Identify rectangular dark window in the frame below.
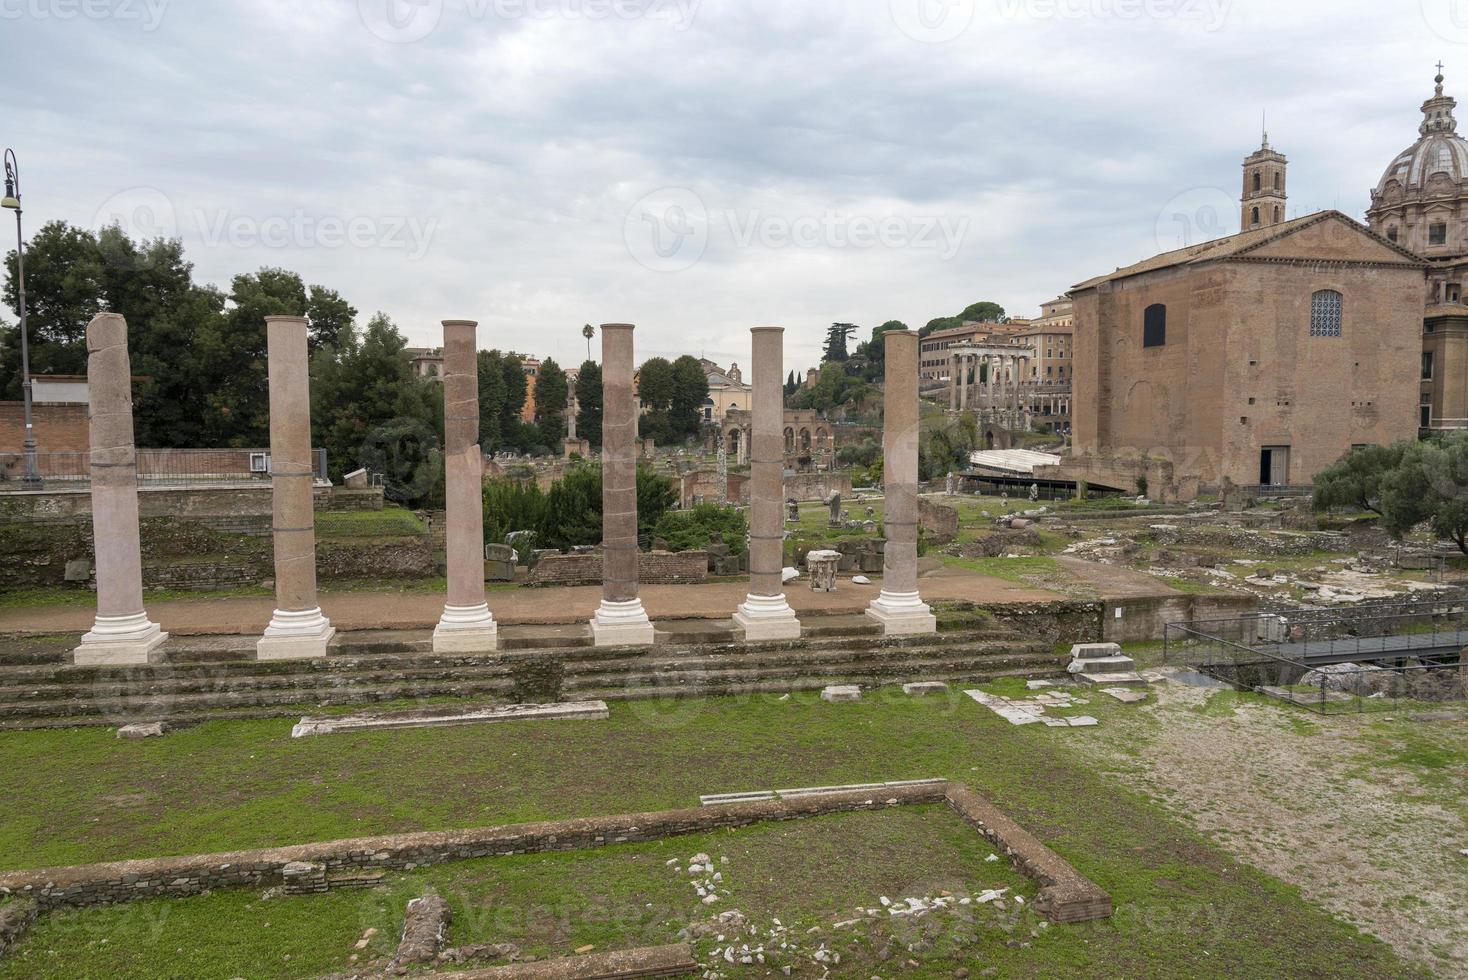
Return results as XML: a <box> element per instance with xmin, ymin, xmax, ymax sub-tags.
<box><xmin>1143</xmin><ymin>304</ymin><xmax>1167</xmax><ymax>348</ymax></box>
<box><xmin>1430</xmin><ymin>223</ymin><xmax>1448</xmax><ymax>245</ymax></box>
<box><xmin>1424</xmin><ymin>351</ymin><xmax>1435</xmax><ymax>380</ymax></box>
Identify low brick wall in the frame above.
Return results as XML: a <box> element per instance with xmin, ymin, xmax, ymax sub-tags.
<box><xmin>0</xmin><ymin>782</ymin><xmax>1112</xmax><ymax>932</ymax></box>
<box><xmin>527</xmin><ymin>551</ymin><xmax>708</xmax><ymax>587</ymax></box>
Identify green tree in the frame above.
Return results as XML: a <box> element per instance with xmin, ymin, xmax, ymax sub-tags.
<box><xmin>482</xmin><ymin>478</ymin><xmax>549</xmax><ymax>544</ymax></box>
<box><xmin>540</xmin><ymin>463</ymin><xmax>602</xmax><ymax>550</ymax></box>
<box><xmin>669</xmin><ymin>355</ymin><xmax>710</xmax><ymax>441</ymax></box>
<box><xmin>1381</xmin><ymin>433</ymin><xmax>1468</xmax><ymax>553</ymax></box>
<box><xmin>959</xmin><ymin>301</ymin><xmax>1007</xmax><ymax>324</ymax></box>
<box><xmin>1</xmin><ymin>221</ymin><xmax>105</xmax><ymax>394</ymax></box>
<box><xmin>311</xmin><ymin>312</ymin><xmax>443</xmax><ymax>506</ymax></box>
<box><xmin>535</xmin><ymin>358</ymin><xmax>569</xmax><ymax>448</ymax></box>
<box><xmin>1313</xmin><ymin>444</ymin><xmax>1406</xmax><ymax>515</ymax></box>
<box><xmin>637</xmin><ymin>463</ymin><xmax>678</xmax><ymax>533</ymax></box>
<box><xmin>822</xmin><ymin>323</ymin><xmax>857</xmax><ymax>362</ymax></box>
<box><xmin>575</xmin><ymin>360</ymin><xmax>603</xmax><ymax>450</ymax></box>
<box><xmin>637</xmin><ymin>357</ymin><xmax>675</xmax><ymax>443</ymax></box>
<box><xmin>477</xmin><ymin>350</ymin><xmax>509</xmax><ymax>452</ymax></box>
<box><xmin>853</xmin><ymin>320</ymin><xmax>906</xmax><ymax>380</ymax></box>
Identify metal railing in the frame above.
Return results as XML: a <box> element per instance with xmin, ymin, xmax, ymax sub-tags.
<box><xmin>1164</xmin><ymin>596</ymin><xmax>1468</xmax><ymax>714</ymax></box>
<box><xmin>0</xmin><ymin>449</ymin><xmax>328</xmax><ymax>490</ymax></box>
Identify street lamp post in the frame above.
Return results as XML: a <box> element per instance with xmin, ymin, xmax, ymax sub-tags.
<box><xmin>2</xmin><ymin>148</ymin><xmax>39</xmax><ymax>489</ymax></box>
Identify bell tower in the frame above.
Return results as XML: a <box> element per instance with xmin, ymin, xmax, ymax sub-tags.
<box><xmin>1241</xmin><ymin>122</ymin><xmax>1288</xmax><ymax>231</ymax></box>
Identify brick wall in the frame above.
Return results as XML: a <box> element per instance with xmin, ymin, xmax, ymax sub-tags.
<box><xmin>0</xmin><ymin>403</ymin><xmax>89</xmax><ymax>461</ymax></box>
<box><xmin>527</xmin><ymin>551</ymin><xmax>708</xmax><ymax>587</ymax></box>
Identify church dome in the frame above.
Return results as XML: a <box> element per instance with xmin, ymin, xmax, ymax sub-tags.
<box><xmin>1375</xmin><ymin>72</ymin><xmax>1468</xmax><ymax>203</ymax></box>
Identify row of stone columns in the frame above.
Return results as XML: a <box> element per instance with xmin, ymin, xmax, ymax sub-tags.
<box><xmin>73</xmin><ymin>318</ymin><xmax>935</xmax><ymax>666</ymax></box>
<box><xmin>948</xmin><ymin>348</ymin><xmax>1032</xmax><ymax>422</ymax></box>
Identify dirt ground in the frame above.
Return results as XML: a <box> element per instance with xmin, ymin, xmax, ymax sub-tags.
<box><xmin>1066</xmin><ymin>671</ymin><xmax>1468</xmax><ymax>977</ymax></box>
<box><xmin>0</xmin><ymin>566</ymin><xmax>1060</xmax><ymax>636</ymax></box>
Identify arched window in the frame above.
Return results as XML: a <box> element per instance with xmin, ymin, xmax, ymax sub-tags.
<box><xmin>1274</xmin><ymin>172</ymin><xmax>1282</xmax><ymax>190</ymax></box>
<box><xmin>1310</xmin><ymin>290</ymin><xmax>1343</xmax><ymax>337</ymax></box>
<box><xmin>1274</xmin><ymin>206</ymin><xmax>1281</xmax><ymax>223</ymax></box>
<box><xmin>1143</xmin><ymin>304</ymin><xmax>1167</xmax><ymax>348</ymax></box>
<box><xmin>1253</xmin><ymin>171</ymin><xmax>1261</xmax><ymax>192</ymax></box>
<box><xmin>1251</xmin><ymin>207</ymin><xmax>1260</xmax><ymax>226</ymax></box>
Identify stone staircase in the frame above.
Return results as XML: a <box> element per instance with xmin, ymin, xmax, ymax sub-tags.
<box><xmin>0</xmin><ymin>615</ymin><xmax>1069</xmax><ymax>730</ymax></box>
<box><xmin>1065</xmin><ymin>642</ymin><xmax>1147</xmax><ymax>687</ymax></box>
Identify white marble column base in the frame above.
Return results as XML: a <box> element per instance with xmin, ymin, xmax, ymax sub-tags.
<box><xmin>865</xmin><ymin>590</ymin><xmax>938</xmax><ymax>636</ymax></box>
<box><xmin>590</xmin><ymin>598</ymin><xmax>656</xmax><ymax>647</ymax></box>
<box><xmin>74</xmin><ymin>613</ymin><xmax>168</xmax><ymax>666</ymax></box>
<box><xmin>734</xmin><ymin>593</ymin><xmax>802</xmax><ymax>641</ymax></box>
<box><xmin>258</xmin><ymin>608</ymin><xmax>336</xmax><ymax>661</ymax></box>
<box><xmin>433</xmin><ymin>603</ymin><xmax>500</xmax><ymax>653</ymax></box>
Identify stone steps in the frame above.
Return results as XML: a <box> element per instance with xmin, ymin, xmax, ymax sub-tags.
<box><xmin>0</xmin><ymin>643</ymin><xmax>1059</xmax><ymax>710</ymax></box>
<box><xmin>0</xmin><ymin>621</ymin><xmax>1069</xmax><ymax>728</ymax></box>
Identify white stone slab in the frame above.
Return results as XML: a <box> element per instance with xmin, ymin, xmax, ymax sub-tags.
<box><xmin>1066</xmin><ymin>716</ymin><xmax>1100</xmax><ymax>727</ymax></box>
<box><xmin>821</xmin><ymin>685</ymin><xmax>862</xmax><ymax>702</ymax></box>
<box><xmin>291</xmin><ymin>700</ymin><xmax>609</xmax><ymax>737</ymax></box>
<box><xmin>1102</xmin><ymin>688</ymin><xmax>1150</xmax><ymax>704</ymax></box>
<box><xmin>117</xmin><ymin>722</ymin><xmax>166</xmax><ymax>739</ymax></box>
<box><xmin>903</xmin><ymin>682</ymin><xmax>949</xmax><ymax>696</ymax></box>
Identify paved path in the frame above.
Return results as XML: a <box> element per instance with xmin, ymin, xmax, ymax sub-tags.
<box><xmin>0</xmin><ymin>570</ymin><xmax>1061</xmax><ymax>637</ymax></box>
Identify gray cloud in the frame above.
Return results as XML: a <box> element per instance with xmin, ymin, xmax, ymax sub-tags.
<box><xmin>0</xmin><ymin>0</ymin><xmax>1450</xmax><ymax>368</ymax></box>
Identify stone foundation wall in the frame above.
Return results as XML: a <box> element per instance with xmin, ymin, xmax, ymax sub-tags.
<box><xmin>526</xmin><ymin>551</ymin><xmax>708</xmax><ymax>587</ymax></box>
<box><xmin>0</xmin><ymin>786</ymin><xmax>946</xmax><ymax>913</ymax></box>
<box><xmin>0</xmin><ymin>783</ymin><xmax>1111</xmax><ymax>928</ymax></box>
<box><xmin>987</xmin><ymin>601</ymin><xmax>1104</xmax><ymax>646</ymax></box>
<box><xmin>784</xmin><ymin>472</ymin><xmax>852</xmax><ymax>502</ymax></box>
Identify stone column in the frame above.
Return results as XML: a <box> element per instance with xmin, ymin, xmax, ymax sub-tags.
<box><xmin>74</xmin><ymin>313</ymin><xmax>168</xmax><ymax>666</ymax></box>
<box><xmin>258</xmin><ymin>316</ymin><xmax>335</xmax><ymax>661</ymax></box>
<box><xmin>735</xmin><ymin>327</ymin><xmax>801</xmax><ymax>641</ymax></box>
<box><xmin>867</xmin><ymin>330</ymin><xmax>936</xmax><ymax>635</ymax></box>
<box><xmin>948</xmin><ymin>352</ymin><xmax>958</xmax><ymax>412</ymax></box>
<box><xmin>434</xmin><ymin>319</ymin><xmax>498</xmax><ymax>652</ymax></box>
<box><xmin>959</xmin><ymin>353</ymin><xmax>969</xmax><ymax>411</ymax></box>
<box><xmin>591</xmin><ymin>323</ymin><xmax>656</xmax><ymax>646</ymax></box>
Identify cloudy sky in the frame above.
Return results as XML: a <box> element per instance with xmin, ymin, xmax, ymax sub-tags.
<box><xmin>1</xmin><ymin>0</ymin><xmax>1458</xmax><ymax>369</ymax></box>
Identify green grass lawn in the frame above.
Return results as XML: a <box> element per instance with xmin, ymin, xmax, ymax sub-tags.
<box><xmin>314</xmin><ymin>508</ymin><xmax>426</xmax><ymax>539</ymax></box>
<box><xmin>0</xmin><ymin>692</ymin><xmax>1421</xmax><ymax>978</ymax></box>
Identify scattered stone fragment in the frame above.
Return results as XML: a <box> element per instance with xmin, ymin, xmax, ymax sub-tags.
<box><xmin>821</xmin><ymin>685</ymin><xmax>862</xmax><ymax>703</ymax></box>
<box><xmin>852</xmin><ymin>575</ymin><xmax>872</xmax><ymax>585</ymax></box>
<box><xmin>392</xmin><ymin>889</ymin><xmax>451</xmax><ymax>966</ymax></box>
<box><xmin>1066</xmin><ymin>716</ymin><xmax>1100</xmax><ymax>727</ymax></box>
<box><xmin>117</xmin><ymin>722</ymin><xmax>167</xmax><ymax>739</ymax></box>
<box><xmin>1101</xmin><ymin>688</ymin><xmax>1149</xmax><ymax>704</ymax></box>
<box><xmin>903</xmin><ymin>682</ymin><xmax>948</xmax><ymax>696</ymax></box>
<box><xmin>1026</xmin><ymin>680</ymin><xmax>1055</xmax><ymax>690</ymax></box>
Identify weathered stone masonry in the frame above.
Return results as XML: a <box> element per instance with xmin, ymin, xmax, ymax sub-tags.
<box><xmin>0</xmin><ymin>783</ymin><xmax>1111</xmax><ymax>930</ymax></box>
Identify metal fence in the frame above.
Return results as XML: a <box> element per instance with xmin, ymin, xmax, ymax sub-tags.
<box><xmin>1164</xmin><ymin>597</ymin><xmax>1468</xmax><ymax>714</ymax></box>
<box><xmin>0</xmin><ymin>449</ymin><xmax>328</xmax><ymax>490</ymax></box>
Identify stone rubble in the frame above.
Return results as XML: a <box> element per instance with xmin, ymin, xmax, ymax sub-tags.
<box><xmin>964</xmin><ymin>689</ymin><xmax>1099</xmax><ymax>728</ymax></box>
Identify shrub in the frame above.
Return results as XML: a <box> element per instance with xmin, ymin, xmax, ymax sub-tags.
<box><xmin>652</xmin><ymin>504</ymin><xmax>748</xmax><ymax>555</ymax></box>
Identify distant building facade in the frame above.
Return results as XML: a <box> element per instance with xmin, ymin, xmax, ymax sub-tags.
<box><xmin>1366</xmin><ymin>71</ymin><xmax>1468</xmax><ymax>433</ymax></box>
<box><xmin>1068</xmin><ymin>211</ymin><xmax>1424</xmax><ymax>497</ymax></box>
